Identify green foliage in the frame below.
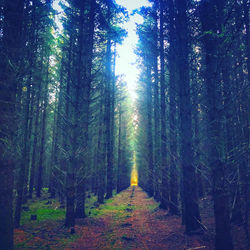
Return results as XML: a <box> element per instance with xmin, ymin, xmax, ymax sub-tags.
<box><xmin>90</xmin><ymin>202</ymin><xmax>130</xmax><ymax>219</ymax></box>
<box><xmin>20</xmin><ymin>200</ymin><xmax>65</xmax><ymax>225</ymax></box>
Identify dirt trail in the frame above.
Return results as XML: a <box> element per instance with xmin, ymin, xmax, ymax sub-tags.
<box><xmin>68</xmin><ymin>186</ymin><xmax>211</xmax><ymax>250</ymax></box>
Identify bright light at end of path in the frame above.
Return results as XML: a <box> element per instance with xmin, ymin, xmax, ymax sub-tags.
<box><xmin>115</xmin><ymin>0</ymin><xmax>152</xmax><ymax>101</ymax></box>
<box><xmin>131</xmin><ymin>167</ymin><xmax>138</xmax><ymax>186</ymax></box>
<box><xmin>131</xmin><ymin>152</ymin><xmax>138</xmax><ymax>186</ymax></box>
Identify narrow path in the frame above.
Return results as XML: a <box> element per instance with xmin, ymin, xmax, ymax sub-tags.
<box><xmin>68</xmin><ymin>187</ymin><xmax>211</xmax><ymax>250</ymax></box>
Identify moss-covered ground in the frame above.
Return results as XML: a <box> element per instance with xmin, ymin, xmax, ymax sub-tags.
<box><xmin>14</xmin><ymin>187</ymin><xmax>248</xmax><ymax>249</ymax></box>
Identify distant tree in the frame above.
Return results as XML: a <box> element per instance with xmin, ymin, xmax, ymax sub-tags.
<box><xmin>135</xmin><ymin>7</ymin><xmax>156</xmax><ymax>197</ymax></box>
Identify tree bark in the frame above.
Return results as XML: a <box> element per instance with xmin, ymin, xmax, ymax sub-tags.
<box><xmin>29</xmin><ymin>76</ymin><xmax>42</xmax><ymax>199</ymax></box>
<box><xmin>146</xmin><ymin>62</ymin><xmax>154</xmax><ymax>197</ymax></box>
<box><xmin>199</xmin><ymin>0</ymin><xmax>234</xmax><ymax>248</ymax></box>
<box><xmin>159</xmin><ymin>0</ymin><xmax>169</xmax><ymax>209</ymax></box>
<box><xmin>167</xmin><ymin>0</ymin><xmax>179</xmax><ymax>215</ymax></box>
<box><xmin>105</xmin><ymin>2</ymin><xmax>113</xmax><ymax>199</ymax></box>
<box><xmin>175</xmin><ymin>0</ymin><xmax>201</xmax><ymax>233</ymax></box>
<box><xmin>0</xmin><ymin>0</ymin><xmax>24</xmax><ymax>248</ymax></box>
<box><xmin>36</xmin><ymin>53</ymin><xmax>49</xmax><ymax>198</ymax></box>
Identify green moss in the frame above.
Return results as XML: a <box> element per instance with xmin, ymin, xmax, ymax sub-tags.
<box><xmin>146</xmin><ymin>203</ymin><xmax>158</xmax><ymax>211</ymax></box>
<box><xmin>20</xmin><ymin>198</ymin><xmax>65</xmax><ymax>225</ymax></box>
<box><xmin>90</xmin><ymin>203</ymin><xmax>130</xmax><ymax>220</ymax></box>
<box><xmin>105</xmin><ymin>198</ymin><xmax>115</xmax><ymax>204</ymax></box>
<box><xmin>21</xmin><ymin>208</ymin><xmax>65</xmax><ymax>225</ymax></box>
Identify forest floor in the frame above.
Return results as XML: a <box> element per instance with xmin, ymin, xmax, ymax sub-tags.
<box><xmin>14</xmin><ymin>186</ymin><xmax>248</xmax><ymax>249</ymax></box>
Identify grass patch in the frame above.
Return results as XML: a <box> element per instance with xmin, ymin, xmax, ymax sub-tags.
<box><xmin>105</xmin><ymin>198</ymin><xmax>115</xmax><ymax>204</ymax></box>
<box><xmin>20</xmin><ymin>198</ymin><xmax>65</xmax><ymax>225</ymax></box>
<box><xmin>146</xmin><ymin>203</ymin><xmax>159</xmax><ymax>211</ymax></box>
<box><xmin>90</xmin><ymin>204</ymin><xmax>129</xmax><ymax>218</ymax></box>
<box><xmin>21</xmin><ymin>208</ymin><xmax>65</xmax><ymax>225</ymax></box>
<box><xmin>89</xmin><ymin>195</ymin><xmax>132</xmax><ymax>221</ymax></box>
<box><xmin>85</xmin><ymin>194</ymin><xmax>98</xmax><ymax>215</ymax></box>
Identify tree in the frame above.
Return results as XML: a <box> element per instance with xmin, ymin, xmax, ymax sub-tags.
<box><xmin>167</xmin><ymin>0</ymin><xmax>179</xmax><ymax>215</ymax></box>
<box><xmin>159</xmin><ymin>0</ymin><xmax>169</xmax><ymax>209</ymax></box>
<box><xmin>174</xmin><ymin>0</ymin><xmax>201</xmax><ymax>234</ymax></box>
<box><xmin>0</xmin><ymin>0</ymin><xmax>25</xmax><ymax>248</ymax></box>
<box><xmin>199</xmin><ymin>0</ymin><xmax>234</xmax><ymax>248</ymax></box>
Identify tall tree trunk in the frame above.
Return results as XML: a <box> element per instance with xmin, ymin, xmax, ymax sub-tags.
<box><xmin>75</xmin><ymin>0</ymin><xmax>95</xmax><ymax>217</ymax></box>
<box><xmin>242</xmin><ymin>0</ymin><xmax>250</xmax><ymax>240</ymax></box>
<box><xmin>108</xmin><ymin>43</ymin><xmax>116</xmax><ymax>197</ymax></box>
<box><xmin>97</xmin><ymin>88</ymin><xmax>105</xmax><ymax>203</ymax></box>
<box><xmin>105</xmin><ymin>3</ymin><xmax>113</xmax><ymax>199</ymax></box>
<box><xmin>75</xmin><ymin>2</ymin><xmax>86</xmax><ymax>219</ymax></box>
<box><xmin>29</xmin><ymin>77</ymin><xmax>42</xmax><ymax>198</ymax></box>
<box><xmin>0</xmin><ymin>0</ymin><xmax>24</xmax><ymax>248</ymax></box>
<box><xmin>14</xmin><ymin>80</ymin><xmax>31</xmax><ymax>227</ymax></box>
<box><xmin>36</xmin><ymin>54</ymin><xmax>49</xmax><ymax>198</ymax></box>
<box><xmin>146</xmin><ymin>62</ymin><xmax>154</xmax><ymax>197</ymax></box>
<box><xmin>175</xmin><ymin>0</ymin><xmax>201</xmax><ymax>233</ymax></box>
<box><xmin>64</xmin><ymin>35</ymin><xmax>75</xmax><ymax>227</ymax></box>
<box><xmin>159</xmin><ymin>0</ymin><xmax>169</xmax><ymax>209</ymax></box>
<box><xmin>22</xmin><ymin>4</ymin><xmax>37</xmax><ymax>203</ymax></box>
<box><xmin>49</xmin><ymin>61</ymin><xmax>65</xmax><ymax>200</ymax></box>
<box><xmin>199</xmin><ymin>1</ymin><xmax>234</xmax><ymax>248</ymax></box>
<box><xmin>117</xmin><ymin>103</ymin><xmax>123</xmax><ymax>193</ymax></box>
<box><xmin>167</xmin><ymin>0</ymin><xmax>179</xmax><ymax>215</ymax></box>
<box><xmin>48</xmin><ymin>92</ymin><xmax>58</xmax><ymax>198</ymax></box>
<box><xmin>243</xmin><ymin>0</ymin><xmax>250</xmax><ymax>83</ymax></box>
<box><xmin>23</xmin><ymin>82</ymin><xmax>35</xmax><ymax>203</ymax></box>
<box><xmin>153</xmin><ymin>29</ymin><xmax>160</xmax><ymax>201</ymax></box>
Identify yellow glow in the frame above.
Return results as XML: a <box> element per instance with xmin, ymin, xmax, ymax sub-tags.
<box><xmin>131</xmin><ymin>167</ymin><xmax>138</xmax><ymax>186</ymax></box>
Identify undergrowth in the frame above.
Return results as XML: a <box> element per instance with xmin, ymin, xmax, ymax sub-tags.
<box><xmin>15</xmin><ymin>189</ymin><xmax>128</xmax><ymax>249</ymax></box>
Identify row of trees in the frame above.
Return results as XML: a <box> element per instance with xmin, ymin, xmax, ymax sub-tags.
<box><xmin>0</xmin><ymin>0</ymin><xmax>134</xmax><ymax>249</ymax></box>
<box><xmin>135</xmin><ymin>0</ymin><xmax>249</xmax><ymax>249</ymax></box>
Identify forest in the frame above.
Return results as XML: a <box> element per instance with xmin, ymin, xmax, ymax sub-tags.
<box><xmin>0</xmin><ymin>0</ymin><xmax>249</xmax><ymax>249</ymax></box>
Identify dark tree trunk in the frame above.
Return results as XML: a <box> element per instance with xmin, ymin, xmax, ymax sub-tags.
<box><xmin>22</xmin><ymin>3</ymin><xmax>37</xmax><ymax>203</ymax></box>
<box><xmin>117</xmin><ymin>104</ymin><xmax>123</xmax><ymax>193</ymax></box>
<box><xmin>199</xmin><ymin>1</ymin><xmax>234</xmax><ymax>248</ymax></box>
<box><xmin>167</xmin><ymin>0</ymin><xmax>179</xmax><ymax>215</ymax></box>
<box><xmin>0</xmin><ymin>0</ymin><xmax>24</xmax><ymax>248</ymax></box>
<box><xmin>65</xmin><ymin>166</ymin><xmax>75</xmax><ymax>227</ymax></box>
<box><xmin>175</xmin><ymin>0</ymin><xmax>201</xmax><ymax>233</ymax></box>
<box><xmin>241</xmin><ymin>0</ymin><xmax>250</xmax><ymax>240</ymax></box>
<box><xmin>64</xmin><ymin>36</ymin><xmax>75</xmax><ymax>227</ymax></box>
<box><xmin>48</xmin><ymin>85</ymin><xmax>59</xmax><ymax>199</ymax></box>
<box><xmin>29</xmin><ymin>77</ymin><xmax>42</xmax><ymax>199</ymax></box>
<box><xmin>75</xmin><ymin>0</ymin><xmax>95</xmax><ymax>218</ymax></box>
<box><xmin>105</xmin><ymin>3</ymin><xmax>113</xmax><ymax>199</ymax></box>
<box><xmin>159</xmin><ymin>0</ymin><xmax>169</xmax><ymax>209</ymax></box>
<box><xmin>50</xmin><ymin>62</ymin><xmax>65</xmax><ymax>199</ymax></box>
<box><xmin>36</xmin><ymin>54</ymin><xmax>49</xmax><ymax>198</ymax></box>
<box><xmin>14</xmin><ymin>80</ymin><xmax>31</xmax><ymax>228</ymax></box>
<box><xmin>97</xmin><ymin>90</ymin><xmax>105</xmax><ymax>203</ymax></box>
<box><xmin>23</xmin><ymin>81</ymin><xmax>35</xmax><ymax>203</ymax></box>
<box><xmin>146</xmin><ymin>62</ymin><xmax>154</xmax><ymax>197</ymax></box>
<box><xmin>75</xmin><ymin>2</ymin><xmax>87</xmax><ymax>219</ymax></box>
<box><xmin>243</xmin><ymin>0</ymin><xmax>250</xmax><ymax>83</ymax></box>
<box><xmin>153</xmin><ymin>37</ymin><xmax>160</xmax><ymax>201</ymax></box>
<box><xmin>108</xmin><ymin>42</ymin><xmax>116</xmax><ymax>195</ymax></box>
